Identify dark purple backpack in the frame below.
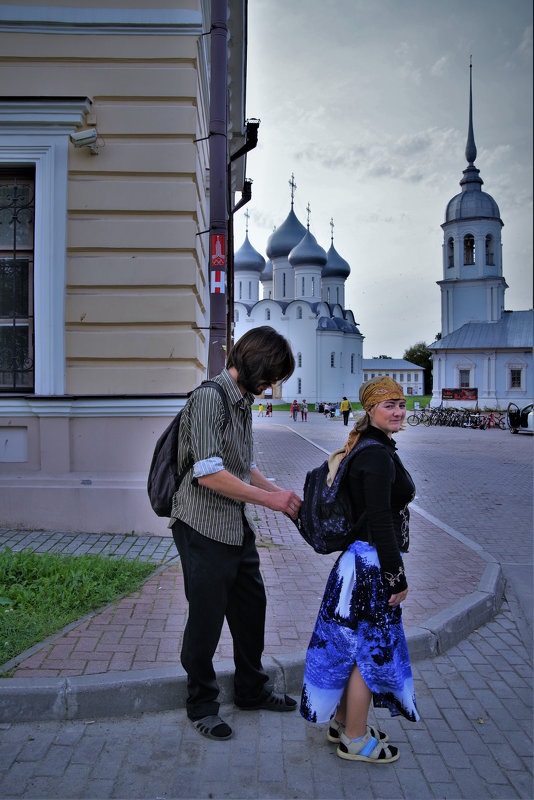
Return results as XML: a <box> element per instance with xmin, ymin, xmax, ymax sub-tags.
<box><xmin>296</xmin><ymin>438</ymin><xmax>385</xmax><ymax>554</ymax></box>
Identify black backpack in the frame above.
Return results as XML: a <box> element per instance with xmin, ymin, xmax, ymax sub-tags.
<box><xmin>147</xmin><ymin>381</ymin><xmax>230</xmax><ymax>517</ymax></box>
<box><xmin>296</xmin><ymin>439</ymin><xmax>385</xmax><ymax>554</ymax></box>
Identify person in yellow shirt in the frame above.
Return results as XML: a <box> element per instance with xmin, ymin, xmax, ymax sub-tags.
<box><xmin>340</xmin><ymin>396</ymin><xmax>352</xmax><ymax>426</ymax></box>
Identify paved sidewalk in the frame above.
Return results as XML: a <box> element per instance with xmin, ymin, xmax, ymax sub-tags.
<box><xmin>0</xmin><ymin>422</ymin><xmax>502</xmax><ymax>723</ymax></box>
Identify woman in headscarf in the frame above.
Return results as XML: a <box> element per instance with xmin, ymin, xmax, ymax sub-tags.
<box><xmin>300</xmin><ymin>376</ymin><xmax>419</xmax><ymax>763</ymax></box>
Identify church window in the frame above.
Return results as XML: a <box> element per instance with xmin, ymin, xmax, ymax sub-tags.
<box><xmin>406</xmin><ymin>373</ymin><xmax>411</xmax><ymax>382</ymax></box>
<box><xmin>248</xmin><ymin>281</ymin><xmax>251</xmax><ymax>299</ymax></box>
<box><xmin>350</xmin><ymin>354</ymin><xmax>355</xmax><ymax>373</ymax></box>
<box><xmin>459</xmin><ymin>369</ymin><xmax>470</xmax><ymax>387</ymax></box>
<box><xmin>297</xmin><ymin>352</ymin><xmax>302</xmax><ymax>368</ymax></box>
<box><xmin>301</xmin><ymin>277</ymin><xmax>305</xmax><ymax>295</ymax></box>
<box><xmin>282</xmin><ymin>273</ymin><xmax>286</xmax><ymax>296</ymax></box>
<box><xmin>239</xmin><ymin>281</ymin><xmax>242</xmax><ymax>300</ymax></box>
<box><xmin>399</xmin><ymin>373</ymin><xmax>404</xmax><ymax>381</ymax></box>
<box><xmin>265</xmin><ymin>308</ymin><xmax>270</xmax><ymax>321</ymax></box>
<box><xmin>297</xmin><ymin>306</ymin><xmax>302</xmax><ymax>319</ymax></box>
<box><xmin>485</xmin><ymin>235</ymin><xmax>494</xmax><ymax>266</ymax></box>
<box><xmin>463</xmin><ymin>234</ymin><xmax>475</xmax><ymax>265</ymax></box>
<box><xmin>234</xmin><ymin>309</ymin><xmax>239</xmax><ymax>323</ymax></box>
<box><xmin>364</xmin><ymin>373</ymin><xmax>368</xmax><ymax>381</ymax></box>
<box><xmin>336</xmin><ymin>287</ymin><xmax>340</xmax><ymax>304</ymax></box>
<box><xmin>268</xmin><ymin>290</ymin><xmax>272</xmax><ymax>299</ymax></box>
<box><xmin>297</xmin><ymin>378</ymin><xmax>302</xmax><ymax>393</ymax></box>
<box><xmin>330</xmin><ymin>352</ymin><xmax>335</xmax><ymax>368</ymax></box>
<box><xmin>311</xmin><ymin>276</ymin><xmax>315</xmax><ymax>296</ymax></box>
<box><xmin>392</xmin><ymin>373</ymin><xmax>397</xmax><ymax>380</ymax></box>
<box><xmin>447</xmin><ymin>237</ymin><xmax>454</xmax><ymax>268</ymax></box>
<box><xmin>510</xmin><ymin>369</ymin><xmax>522</xmax><ymax>388</ymax></box>
<box><xmin>327</xmin><ymin>287</ymin><xmax>330</xmax><ymax>303</ymax></box>
<box><xmin>0</xmin><ymin>170</ymin><xmax>35</xmax><ymax>392</ymax></box>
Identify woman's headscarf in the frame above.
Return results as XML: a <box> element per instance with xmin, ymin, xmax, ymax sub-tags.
<box><xmin>326</xmin><ymin>376</ymin><xmax>405</xmax><ymax>485</ymax></box>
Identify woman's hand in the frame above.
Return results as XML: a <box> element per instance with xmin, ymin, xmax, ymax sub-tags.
<box><xmin>388</xmin><ymin>588</ymin><xmax>408</xmax><ymax>607</ymax></box>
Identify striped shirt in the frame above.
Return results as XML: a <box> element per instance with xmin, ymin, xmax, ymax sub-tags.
<box><xmin>169</xmin><ymin>368</ymin><xmax>257</xmax><ymax>545</ymax></box>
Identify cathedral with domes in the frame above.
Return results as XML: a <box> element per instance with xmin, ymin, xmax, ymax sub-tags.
<box><xmin>429</xmin><ymin>65</ymin><xmax>533</xmax><ymax>409</ymax></box>
<box><xmin>233</xmin><ymin>177</ymin><xmax>363</xmax><ymax>404</ymax></box>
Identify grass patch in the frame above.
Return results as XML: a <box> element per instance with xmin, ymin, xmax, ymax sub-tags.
<box><xmin>0</xmin><ymin>547</ymin><xmax>155</xmax><ymax>667</ymax></box>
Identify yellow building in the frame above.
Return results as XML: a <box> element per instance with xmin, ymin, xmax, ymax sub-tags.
<box><xmin>0</xmin><ymin>1</ymin><xmax>248</xmax><ymax>533</ymax></box>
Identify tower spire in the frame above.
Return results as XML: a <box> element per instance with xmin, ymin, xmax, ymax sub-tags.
<box><xmin>465</xmin><ymin>56</ymin><xmax>477</xmax><ymax>166</ymax></box>
<box><xmin>330</xmin><ymin>217</ymin><xmax>335</xmax><ymax>244</ymax></box>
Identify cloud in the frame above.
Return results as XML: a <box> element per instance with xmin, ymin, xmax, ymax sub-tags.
<box><xmin>431</xmin><ymin>55</ymin><xmax>450</xmax><ymax>77</ymax></box>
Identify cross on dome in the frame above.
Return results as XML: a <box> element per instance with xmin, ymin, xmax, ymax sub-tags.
<box><xmin>289</xmin><ymin>173</ymin><xmax>297</xmax><ymax>207</ymax></box>
<box><xmin>306</xmin><ymin>202</ymin><xmax>311</xmax><ymax>230</ymax></box>
<box><xmin>244</xmin><ymin>208</ymin><xmax>250</xmax><ymax>233</ymax></box>
<box><xmin>330</xmin><ymin>217</ymin><xmax>335</xmax><ymax>243</ymax></box>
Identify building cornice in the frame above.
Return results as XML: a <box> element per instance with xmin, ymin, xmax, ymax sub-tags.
<box><xmin>0</xmin><ymin>5</ymin><xmax>202</xmax><ymax>35</ymax></box>
<box><xmin>0</xmin><ymin>397</ymin><xmax>188</xmax><ymax>418</ymax></box>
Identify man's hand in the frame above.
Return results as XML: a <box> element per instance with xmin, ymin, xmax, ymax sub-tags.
<box><xmin>267</xmin><ymin>490</ymin><xmax>302</xmax><ymax>519</ymax></box>
<box><xmin>388</xmin><ymin>588</ymin><xmax>408</xmax><ymax>607</ymax></box>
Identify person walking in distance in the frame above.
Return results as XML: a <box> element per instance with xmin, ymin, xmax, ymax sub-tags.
<box><xmin>301</xmin><ymin>376</ymin><xmax>419</xmax><ymax>762</ymax></box>
<box><xmin>301</xmin><ymin>399</ymin><xmax>308</xmax><ymax>421</ymax></box>
<box><xmin>340</xmin><ymin>396</ymin><xmax>351</xmax><ymax>426</ymax></box>
<box><xmin>170</xmin><ymin>326</ymin><xmax>302</xmax><ymax>741</ymax></box>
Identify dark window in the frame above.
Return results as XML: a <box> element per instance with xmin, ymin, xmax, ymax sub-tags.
<box><xmin>265</xmin><ymin>308</ymin><xmax>270</xmax><ymax>321</ymax></box>
<box><xmin>447</xmin><ymin>237</ymin><xmax>454</xmax><ymax>268</ymax></box>
<box><xmin>0</xmin><ymin>171</ymin><xmax>35</xmax><ymax>392</ymax></box>
<box><xmin>330</xmin><ymin>352</ymin><xmax>335</xmax><ymax>368</ymax></box>
<box><xmin>485</xmin><ymin>234</ymin><xmax>494</xmax><ymax>266</ymax></box>
<box><xmin>459</xmin><ymin>369</ymin><xmax>470</xmax><ymax>388</ymax></box>
<box><xmin>464</xmin><ymin>234</ymin><xmax>475</xmax><ymax>265</ymax></box>
<box><xmin>297</xmin><ymin>352</ymin><xmax>302</xmax><ymax>368</ymax></box>
<box><xmin>510</xmin><ymin>369</ymin><xmax>522</xmax><ymax>388</ymax></box>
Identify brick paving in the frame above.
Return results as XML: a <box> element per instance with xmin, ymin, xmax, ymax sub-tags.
<box><xmin>2</xmin><ymin>424</ymin><xmax>485</xmax><ymax>678</ymax></box>
<box><xmin>0</xmin><ymin>601</ymin><xmax>531</xmax><ymax>800</ymax></box>
<box><xmin>0</xmin><ymin>411</ymin><xmax>532</xmax><ymax>799</ymax></box>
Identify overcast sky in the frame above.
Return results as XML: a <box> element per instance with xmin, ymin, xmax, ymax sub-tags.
<box><xmin>232</xmin><ymin>0</ymin><xmax>533</xmax><ymax>358</ymax></box>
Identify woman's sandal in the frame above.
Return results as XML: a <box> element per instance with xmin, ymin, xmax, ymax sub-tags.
<box><xmin>327</xmin><ymin>719</ymin><xmax>389</xmax><ymax>744</ymax></box>
<box><xmin>191</xmin><ymin>714</ymin><xmax>233</xmax><ymax>740</ymax></box>
<box><xmin>337</xmin><ymin>730</ymin><xmax>399</xmax><ymax>763</ymax></box>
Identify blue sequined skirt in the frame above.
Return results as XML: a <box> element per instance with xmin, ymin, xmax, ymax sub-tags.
<box><xmin>300</xmin><ymin>540</ymin><xmax>419</xmax><ymax>724</ymax></box>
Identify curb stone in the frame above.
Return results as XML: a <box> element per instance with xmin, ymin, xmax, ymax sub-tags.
<box><xmin>0</xmin><ymin>561</ymin><xmax>503</xmax><ymax>724</ymax></box>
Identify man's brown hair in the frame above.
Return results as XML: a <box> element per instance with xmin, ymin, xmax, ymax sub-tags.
<box><xmin>227</xmin><ymin>326</ymin><xmax>295</xmax><ymax>393</ymax></box>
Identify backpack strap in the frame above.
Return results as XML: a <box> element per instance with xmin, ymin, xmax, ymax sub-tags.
<box><xmin>177</xmin><ymin>380</ymin><xmax>230</xmax><ymax>486</ymax></box>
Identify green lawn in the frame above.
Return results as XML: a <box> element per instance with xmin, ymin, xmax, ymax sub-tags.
<box><xmin>0</xmin><ymin>547</ymin><xmax>155</xmax><ymax>670</ymax></box>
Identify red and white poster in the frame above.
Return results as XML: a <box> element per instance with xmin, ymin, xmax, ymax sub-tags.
<box><xmin>211</xmin><ymin>234</ymin><xmax>226</xmax><ymax>267</ymax></box>
<box><xmin>211</xmin><ymin>269</ymin><xmax>226</xmax><ymax>294</ymax></box>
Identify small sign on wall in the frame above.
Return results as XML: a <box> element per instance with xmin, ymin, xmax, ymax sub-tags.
<box><xmin>211</xmin><ymin>234</ymin><xmax>226</xmax><ymax>267</ymax></box>
<box><xmin>210</xmin><ymin>270</ymin><xmax>226</xmax><ymax>294</ymax></box>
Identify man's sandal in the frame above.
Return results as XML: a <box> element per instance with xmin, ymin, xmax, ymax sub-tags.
<box><xmin>327</xmin><ymin>719</ymin><xmax>389</xmax><ymax>744</ymax></box>
<box><xmin>235</xmin><ymin>690</ymin><xmax>297</xmax><ymax>712</ymax></box>
<box><xmin>337</xmin><ymin>730</ymin><xmax>399</xmax><ymax>763</ymax></box>
<box><xmin>191</xmin><ymin>715</ymin><xmax>232</xmax><ymax>740</ymax></box>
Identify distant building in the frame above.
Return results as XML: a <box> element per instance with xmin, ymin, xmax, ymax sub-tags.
<box><xmin>362</xmin><ymin>360</ymin><xmax>424</xmax><ymax>397</ymax></box>
<box><xmin>429</xmin><ymin>67</ymin><xmax>533</xmax><ymax>409</ymax></box>
<box><xmin>233</xmin><ymin>190</ymin><xmax>364</xmax><ymax>404</ymax></box>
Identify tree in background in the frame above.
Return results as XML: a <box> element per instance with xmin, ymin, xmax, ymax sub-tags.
<box><xmin>403</xmin><ymin>341</ymin><xmax>433</xmax><ymax>394</ymax></box>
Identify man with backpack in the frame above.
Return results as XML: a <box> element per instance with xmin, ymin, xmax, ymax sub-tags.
<box><xmin>169</xmin><ymin>326</ymin><xmax>302</xmax><ymax>741</ymax></box>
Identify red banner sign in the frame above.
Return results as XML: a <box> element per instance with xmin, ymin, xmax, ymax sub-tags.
<box><xmin>211</xmin><ymin>234</ymin><xmax>226</xmax><ymax>267</ymax></box>
<box><xmin>442</xmin><ymin>388</ymin><xmax>478</xmax><ymax>401</ymax></box>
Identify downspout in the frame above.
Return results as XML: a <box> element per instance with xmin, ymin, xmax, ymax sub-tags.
<box><xmin>207</xmin><ymin>0</ymin><xmax>229</xmax><ymax>377</ymax></box>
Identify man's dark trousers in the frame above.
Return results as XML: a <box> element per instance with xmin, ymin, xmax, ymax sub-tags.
<box><xmin>172</xmin><ymin>518</ymin><xmax>269</xmax><ymax>720</ymax></box>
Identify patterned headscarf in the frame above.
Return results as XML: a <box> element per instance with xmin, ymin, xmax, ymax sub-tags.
<box><xmin>359</xmin><ymin>376</ymin><xmax>405</xmax><ymax>411</ymax></box>
<box><xmin>327</xmin><ymin>377</ymin><xmax>405</xmax><ymax>484</ymax></box>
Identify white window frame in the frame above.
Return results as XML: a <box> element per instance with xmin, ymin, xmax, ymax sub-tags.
<box><xmin>0</xmin><ymin>99</ymin><xmax>91</xmax><ymax>395</ymax></box>
<box><xmin>506</xmin><ymin>361</ymin><xmax>526</xmax><ymax>393</ymax></box>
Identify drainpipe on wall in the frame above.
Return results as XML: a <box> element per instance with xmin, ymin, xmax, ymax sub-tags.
<box><xmin>207</xmin><ymin>0</ymin><xmax>229</xmax><ymax>377</ymax></box>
